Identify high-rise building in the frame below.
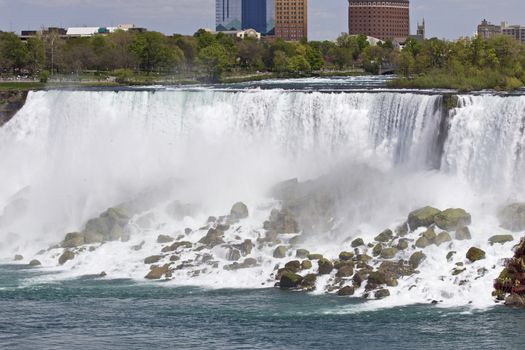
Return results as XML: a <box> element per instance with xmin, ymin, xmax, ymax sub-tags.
<box><xmin>501</xmin><ymin>22</ymin><xmax>525</xmax><ymax>44</ymax></box>
<box><xmin>477</xmin><ymin>19</ymin><xmax>501</xmax><ymax>39</ymax></box>
<box><xmin>348</xmin><ymin>0</ymin><xmax>410</xmax><ymax>40</ymax></box>
<box><xmin>242</xmin><ymin>0</ymin><xmax>267</xmax><ymax>34</ymax></box>
<box><xmin>274</xmin><ymin>0</ymin><xmax>308</xmax><ymax>41</ymax></box>
<box><xmin>476</xmin><ymin>19</ymin><xmax>525</xmax><ymax>44</ymax></box>
<box><xmin>216</xmin><ymin>0</ymin><xmax>243</xmax><ymax>31</ymax></box>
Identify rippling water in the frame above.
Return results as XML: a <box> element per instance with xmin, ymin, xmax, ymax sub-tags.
<box><xmin>0</xmin><ymin>265</ymin><xmax>523</xmax><ymax>350</ymax></box>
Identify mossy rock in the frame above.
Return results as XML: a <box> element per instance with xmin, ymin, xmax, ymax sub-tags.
<box><xmin>434</xmin><ymin>208</ymin><xmax>472</xmax><ymax>231</ymax></box>
<box><xmin>375</xmin><ymin>229</ymin><xmax>393</xmax><ymax>243</ymax></box>
<box><xmin>415</xmin><ymin>236</ymin><xmax>431</xmax><ymax>249</ymax></box>
<box><xmin>435</xmin><ymin>232</ymin><xmax>452</xmax><ymax>246</ymax></box>
<box><xmin>488</xmin><ymin>235</ymin><xmax>514</xmax><ymax>245</ymax></box>
<box><xmin>351</xmin><ymin>238</ymin><xmax>365</xmax><ymax>247</ymax></box>
<box><xmin>446</xmin><ymin>251</ymin><xmax>456</xmax><ymax>261</ymax></box>
<box><xmin>409</xmin><ymin>251</ymin><xmax>426</xmax><ymax>269</ymax></box>
<box><xmin>395</xmin><ymin>222</ymin><xmax>409</xmax><ymax>237</ymax></box>
<box><xmin>368</xmin><ymin>271</ymin><xmax>387</xmax><ymax>285</ymax></box>
<box><xmin>14</xmin><ymin>254</ymin><xmax>24</xmax><ymax>261</ymax></box>
<box><xmin>396</xmin><ymin>239</ymin><xmax>409</xmax><ymax>250</ymax></box>
<box><xmin>58</xmin><ymin>250</ymin><xmax>75</xmax><ymax>265</ymax></box>
<box><xmin>284</xmin><ymin>260</ymin><xmax>302</xmax><ymax>273</ymax></box>
<box><xmin>198</xmin><ymin>228</ymin><xmax>225</xmax><ymax>248</ymax></box>
<box><xmin>452</xmin><ymin>268</ymin><xmax>466</xmax><ymax>276</ymax></box>
<box><xmin>455</xmin><ymin>226</ymin><xmax>472</xmax><ymax>241</ymax></box>
<box><xmin>466</xmin><ymin>247</ymin><xmax>486</xmax><ymax>262</ymax></box>
<box><xmin>339</xmin><ymin>251</ymin><xmax>354</xmax><ymax>261</ymax></box>
<box><xmin>307</xmin><ymin>254</ymin><xmax>323</xmax><ymax>260</ymax></box>
<box><xmin>62</xmin><ymin>232</ymin><xmax>85</xmax><ymax>248</ymax></box>
<box><xmin>296</xmin><ymin>249</ymin><xmax>310</xmax><ymax>259</ymax></box>
<box><xmin>336</xmin><ymin>265</ymin><xmax>354</xmax><ymax>278</ymax></box>
<box><xmin>380</xmin><ymin>248</ymin><xmax>399</xmax><ymax>259</ymax></box>
<box><xmin>273</xmin><ymin>246</ymin><xmax>288</xmax><ymax>259</ymax></box>
<box><xmin>498</xmin><ymin>203</ymin><xmax>525</xmax><ymax>232</ymax></box>
<box><xmin>372</xmin><ymin>243</ymin><xmax>383</xmax><ymax>257</ymax></box>
<box><xmin>422</xmin><ymin>227</ymin><xmax>437</xmax><ymax>242</ymax></box>
<box><xmin>356</xmin><ymin>254</ymin><xmax>373</xmax><ymax>263</ymax></box>
<box><xmin>337</xmin><ymin>286</ymin><xmax>355</xmax><ymax>296</ymax></box>
<box><xmin>280</xmin><ymin>271</ymin><xmax>303</xmax><ymax>289</ymax></box>
<box><xmin>301</xmin><ymin>260</ymin><xmax>312</xmax><ymax>270</ymax></box>
<box><xmin>301</xmin><ymin>274</ymin><xmax>317</xmax><ymax>289</ymax></box>
<box><xmin>226</xmin><ymin>249</ymin><xmax>241</xmax><ymax>261</ymax></box>
<box><xmin>157</xmin><ymin>234</ymin><xmax>174</xmax><ymax>244</ymax></box>
<box><xmin>144</xmin><ymin>255</ymin><xmax>162</xmax><ymax>264</ymax></box>
<box><xmin>230</xmin><ymin>202</ymin><xmax>249</xmax><ymax>220</ymax></box>
<box><xmin>334</xmin><ymin>259</ymin><xmax>355</xmax><ymax>270</ymax></box>
<box><xmin>408</xmin><ymin>206</ymin><xmax>441</xmax><ymax>230</ymax></box>
<box><xmin>318</xmin><ymin>258</ymin><xmax>334</xmax><ymax>275</ymax></box>
<box><xmin>29</xmin><ymin>259</ymin><xmax>41</xmax><ymax>267</ymax></box>
<box><xmin>289</xmin><ymin>235</ymin><xmax>306</xmax><ymax>246</ymax></box>
<box><xmin>84</xmin><ymin>231</ymin><xmax>104</xmax><ymax>244</ymax></box>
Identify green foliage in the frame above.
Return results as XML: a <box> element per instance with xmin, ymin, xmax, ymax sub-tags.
<box><xmin>130</xmin><ymin>31</ymin><xmax>183</xmax><ymax>72</ymax></box>
<box><xmin>198</xmin><ymin>43</ymin><xmax>230</xmax><ymax>81</ymax></box>
<box><xmin>0</xmin><ymin>32</ymin><xmax>30</xmax><ymax>71</ymax></box>
<box><xmin>39</xmin><ymin>70</ymin><xmax>50</xmax><ymax>83</ymax></box>
<box><xmin>113</xmin><ymin>68</ymin><xmax>134</xmax><ymax>84</ymax></box>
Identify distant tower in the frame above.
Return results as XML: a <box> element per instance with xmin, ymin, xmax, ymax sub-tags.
<box><xmin>417</xmin><ymin>19</ymin><xmax>425</xmax><ymax>39</ymax></box>
<box><xmin>274</xmin><ymin>0</ymin><xmax>308</xmax><ymax>41</ymax></box>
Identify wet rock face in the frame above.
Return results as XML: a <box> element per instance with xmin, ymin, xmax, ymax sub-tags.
<box><xmin>498</xmin><ymin>203</ymin><xmax>525</xmax><ymax>232</ymax></box>
<box><xmin>434</xmin><ymin>209</ymin><xmax>472</xmax><ymax>231</ymax></box>
<box><xmin>264</xmin><ymin>208</ymin><xmax>299</xmax><ymax>234</ymax></box>
<box><xmin>146</xmin><ymin>264</ymin><xmax>172</xmax><ymax>280</ymax></box>
<box><xmin>279</xmin><ymin>271</ymin><xmax>303</xmax><ymax>289</ymax></box>
<box><xmin>59</xmin><ymin>250</ymin><xmax>75</xmax><ymax>265</ymax></box>
<box><xmin>488</xmin><ymin>235</ymin><xmax>514</xmax><ymax>245</ymax></box>
<box><xmin>0</xmin><ymin>91</ymin><xmax>28</xmax><ymax>126</ymax></box>
<box><xmin>199</xmin><ymin>228</ymin><xmax>225</xmax><ymax>247</ymax></box>
<box><xmin>494</xmin><ymin>238</ymin><xmax>525</xmax><ymax>306</ymax></box>
<box><xmin>408</xmin><ymin>206</ymin><xmax>441</xmax><ymax>230</ymax></box>
<box><xmin>466</xmin><ymin>247</ymin><xmax>486</xmax><ymax>262</ymax></box>
<box><xmin>230</xmin><ymin>202</ymin><xmax>249</xmax><ymax>220</ymax></box>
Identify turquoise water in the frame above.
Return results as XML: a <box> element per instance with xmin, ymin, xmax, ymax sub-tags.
<box><xmin>0</xmin><ymin>264</ymin><xmax>523</xmax><ymax>350</ymax></box>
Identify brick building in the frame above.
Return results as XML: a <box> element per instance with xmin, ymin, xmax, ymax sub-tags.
<box><xmin>274</xmin><ymin>0</ymin><xmax>308</xmax><ymax>41</ymax></box>
<box><xmin>348</xmin><ymin>0</ymin><xmax>410</xmax><ymax>40</ymax></box>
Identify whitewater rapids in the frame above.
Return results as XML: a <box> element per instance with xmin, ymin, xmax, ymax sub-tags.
<box><xmin>0</xmin><ymin>88</ymin><xmax>524</xmax><ymax>309</ymax></box>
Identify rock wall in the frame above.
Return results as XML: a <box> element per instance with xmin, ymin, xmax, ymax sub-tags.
<box><xmin>0</xmin><ymin>90</ymin><xmax>28</xmax><ymax>126</ymax></box>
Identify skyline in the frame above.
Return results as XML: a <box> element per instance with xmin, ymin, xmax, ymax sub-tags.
<box><xmin>0</xmin><ymin>0</ymin><xmax>524</xmax><ymax>40</ymax></box>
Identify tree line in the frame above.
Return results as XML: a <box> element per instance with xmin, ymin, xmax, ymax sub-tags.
<box><xmin>1</xmin><ymin>28</ymin><xmax>525</xmax><ymax>89</ymax></box>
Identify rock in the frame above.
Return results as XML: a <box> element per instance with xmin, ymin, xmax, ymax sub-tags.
<box><xmin>318</xmin><ymin>258</ymin><xmax>334</xmax><ymax>275</ymax></box>
<box><xmin>339</xmin><ymin>251</ymin><xmax>354</xmax><ymax>261</ymax></box>
<box><xmin>368</xmin><ymin>271</ymin><xmax>387</xmax><ymax>285</ymax></box>
<box><xmin>62</xmin><ymin>232</ymin><xmax>85</xmax><ymax>248</ymax></box>
<box><xmin>29</xmin><ymin>259</ymin><xmax>41</xmax><ymax>267</ymax></box>
<box><xmin>466</xmin><ymin>247</ymin><xmax>486</xmax><ymax>262</ymax></box>
<box><xmin>334</xmin><ymin>259</ymin><xmax>355</xmax><ymax>270</ymax></box>
<box><xmin>455</xmin><ymin>226</ymin><xmax>472</xmax><ymax>240</ymax></box>
<box><xmin>351</xmin><ymin>238</ymin><xmax>365</xmax><ymax>247</ymax></box>
<box><xmin>14</xmin><ymin>254</ymin><xmax>23</xmax><ymax>261</ymax></box>
<box><xmin>236</xmin><ymin>239</ymin><xmax>254</xmax><ymax>256</ymax></box>
<box><xmin>489</xmin><ymin>235</ymin><xmax>514</xmax><ymax>245</ymax></box>
<box><xmin>162</xmin><ymin>241</ymin><xmax>193</xmax><ymax>252</ymax></box>
<box><xmin>372</xmin><ymin>243</ymin><xmax>383</xmax><ymax>257</ymax></box>
<box><xmin>144</xmin><ymin>255</ymin><xmax>162</xmax><ymax>264</ymax></box>
<box><xmin>375</xmin><ymin>289</ymin><xmax>391</xmax><ymax>299</ymax></box>
<box><xmin>336</xmin><ymin>265</ymin><xmax>354</xmax><ymax>278</ymax></box>
<box><xmin>265</xmin><ymin>208</ymin><xmax>299</xmax><ymax>233</ymax></box>
<box><xmin>273</xmin><ymin>246</ymin><xmax>288</xmax><ymax>259</ymax></box>
<box><xmin>498</xmin><ymin>203</ymin><xmax>525</xmax><ymax>232</ymax></box>
<box><xmin>380</xmin><ymin>248</ymin><xmax>399</xmax><ymax>259</ymax></box>
<box><xmin>337</xmin><ymin>286</ymin><xmax>355</xmax><ymax>296</ymax></box>
<box><xmin>289</xmin><ymin>235</ymin><xmax>306</xmax><ymax>246</ymax></box>
<box><xmin>226</xmin><ymin>249</ymin><xmax>241</xmax><ymax>261</ymax></box>
<box><xmin>99</xmin><ymin>271</ymin><xmax>107</xmax><ymax>278</ymax></box>
<box><xmin>356</xmin><ymin>254</ymin><xmax>373</xmax><ymax>263</ymax></box>
<box><xmin>280</xmin><ymin>271</ymin><xmax>303</xmax><ymax>289</ymax></box>
<box><xmin>375</xmin><ymin>229</ymin><xmax>393</xmax><ymax>242</ymax></box>
<box><xmin>157</xmin><ymin>235</ymin><xmax>174</xmax><ymax>244</ymax></box>
<box><xmin>198</xmin><ymin>228</ymin><xmax>225</xmax><ymax>247</ymax></box>
<box><xmin>396</xmin><ymin>239</ymin><xmax>409</xmax><ymax>250</ymax></box>
<box><xmin>84</xmin><ymin>231</ymin><xmax>104</xmax><ymax>244</ymax></box>
<box><xmin>408</xmin><ymin>206</ymin><xmax>441</xmax><ymax>230</ymax></box>
<box><xmin>230</xmin><ymin>202</ymin><xmax>249</xmax><ymax>220</ymax></box>
<box><xmin>435</xmin><ymin>232</ymin><xmax>452</xmax><ymax>246</ymax></box>
<box><xmin>415</xmin><ymin>236</ymin><xmax>431</xmax><ymax>249</ymax></box>
<box><xmin>284</xmin><ymin>260</ymin><xmax>302</xmax><ymax>273</ymax></box>
<box><xmin>296</xmin><ymin>249</ymin><xmax>310</xmax><ymax>259</ymax></box>
<box><xmin>170</xmin><ymin>255</ymin><xmax>180</xmax><ymax>262</ymax></box>
<box><xmin>446</xmin><ymin>251</ymin><xmax>456</xmax><ymax>261</ymax></box>
<box><xmin>301</xmin><ymin>260</ymin><xmax>312</xmax><ymax>270</ymax></box>
<box><xmin>301</xmin><ymin>274</ymin><xmax>317</xmax><ymax>290</ymax></box>
<box><xmin>505</xmin><ymin>294</ymin><xmax>525</xmax><ymax>308</ymax></box>
<box><xmin>58</xmin><ymin>250</ymin><xmax>75</xmax><ymax>265</ymax></box>
<box><xmin>145</xmin><ymin>264</ymin><xmax>171</xmax><ymax>280</ymax></box>
<box><xmin>396</xmin><ymin>222</ymin><xmax>409</xmax><ymax>237</ymax></box>
<box><xmin>409</xmin><ymin>251</ymin><xmax>426</xmax><ymax>269</ymax></box>
<box><xmin>224</xmin><ymin>258</ymin><xmax>258</xmax><ymax>271</ymax></box>
<box><xmin>422</xmin><ymin>227</ymin><xmax>437</xmax><ymax>242</ymax></box>
<box><xmin>452</xmin><ymin>268</ymin><xmax>466</xmax><ymax>276</ymax></box>
<box><xmin>132</xmin><ymin>241</ymin><xmax>145</xmax><ymax>251</ymax></box>
<box><xmin>307</xmin><ymin>254</ymin><xmax>323</xmax><ymax>260</ymax></box>
<box><xmin>434</xmin><ymin>208</ymin><xmax>472</xmax><ymax>231</ymax></box>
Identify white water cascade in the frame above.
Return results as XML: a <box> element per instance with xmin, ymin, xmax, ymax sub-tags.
<box><xmin>0</xmin><ymin>88</ymin><xmax>524</xmax><ymax>309</ymax></box>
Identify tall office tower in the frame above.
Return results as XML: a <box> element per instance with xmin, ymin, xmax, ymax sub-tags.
<box><xmin>242</xmin><ymin>0</ymin><xmax>268</xmax><ymax>34</ymax></box>
<box><xmin>274</xmin><ymin>0</ymin><xmax>308</xmax><ymax>41</ymax></box>
<box><xmin>216</xmin><ymin>0</ymin><xmax>243</xmax><ymax>31</ymax></box>
<box><xmin>348</xmin><ymin>0</ymin><xmax>410</xmax><ymax>40</ymax></box>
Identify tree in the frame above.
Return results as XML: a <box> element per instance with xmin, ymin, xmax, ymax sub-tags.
<box><xmin>272</xmin><ymin>50</ymin><xmax>288</xmax><ymax>72</ymax></box>
<box><xmin>26</xmin><ymin>37</ymin><xmax>45</xmax><ymax>73</ymax></box>
<box><xmin>0</xmin><ymin>32</ymin><xmax>29</xmax><ymax>72</ymax></box>
<box><xmin>198</xmin><ymin>43</ymin><xmax>230</xmax><ymax>81</ymax></box>
<box><xmin>193</xmin><ymin>29</ymin><xmax>216</xmax><ymax>49</ymax></box>
<box><xmin>287</xmin><ymin>55</ymin><xmax>311</xmax><ymax>73</ymax></box>
<box><xmin>130</xmin><ymin>31</ymin><xmax>182</xmax><ymax>72</ymax></box>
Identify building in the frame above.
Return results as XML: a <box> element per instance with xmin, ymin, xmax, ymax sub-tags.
<box><xmin>216</xmin><ymin>0</ymin><xmax>274</xmax><ymax>35</ymax></box>
<box><xmin>501</xmin><ymin>22</ymin><xmax>525</xmax><ymax>43</ymax></box>
<box><xmin>416</xmin><ymin>19</ymin><xmax>425</xmax><ymax>39</ymax></box>
<box><xmin>20</xmin><ymin>24</ymin><xmax>145</xmax><ymax>41</ymax></box>
<box><xmin>348</xmin><ymin>0</ymin><xmax>410</xmax><ymax>41</ymax></box>
<box><xmin>477</xmin><ymin>19</ymin><xmax>525</xmax><ymax>43</ymax></box>
<box><xmin>477</xmin><ymin>19</ymin><xmax>501</xmax><ymax>39</ymax></box>
<box><xmin>210</xmin><ymin>28</ymin><xmax>262</xmax><ymax>40</ymax></box>
<box><xmin>274</xmin><ymin>0</ymin><xmax>308</xmax><ymax>41</ymax></box>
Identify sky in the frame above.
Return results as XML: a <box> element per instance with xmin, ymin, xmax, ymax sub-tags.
<box><xmin>0</xmin><ymin>0</ymin><xmax>525</xmax><ymax>41</ymax></box>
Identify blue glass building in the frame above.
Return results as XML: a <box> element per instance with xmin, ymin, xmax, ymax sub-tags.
<box><xmin>241</xmin><ymin>0</ymin><xmax>267</xmax><ymax>34</ymax></box>
<box><xmin>216</xmin><ymin>0</ymin><xmax>274</xmax><ymax>35</ymax></box>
